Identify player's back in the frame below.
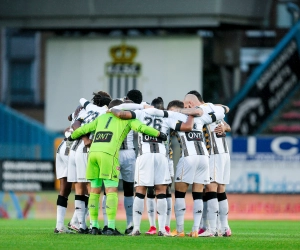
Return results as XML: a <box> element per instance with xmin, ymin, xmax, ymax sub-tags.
<box><xmin>134</xmin><ymin>110</ymin><xmax>169</xmax><ymax>156</ymax></box>
<box><xmin>203</xmin><ymin>120</ymin><xmax>229</xmax><ymax>155</ymax></box>
<box><xmin>200</xmin><ymin>103</ymin><xmax>228</xmax><ymax>155</ymax></box>
<box><xmin>175</xmin><ymin>115</ymin><xmax>208</xmax><ymax>157</ymax></box>
<box><xmin>90</xmin><ymin>113</ymin><xmax>133</xmax><ymax>157</ymax></box>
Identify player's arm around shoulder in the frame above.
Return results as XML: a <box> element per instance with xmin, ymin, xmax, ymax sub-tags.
<box><xmin>213</xmin><ymin>104</ymin><xmax>230</xmax><ymax>113</ymax></box>
<box><xmin>169</xmin><ymin>115</ymin><xmax>194</xmax><ymax>132</ymax></box>
<box><xmin>71</xmin><ymin>116</ymin><xmax>99</xmax><ymax>140</ymax></box>
<box><xmin>178</xmin><ymin>115</ymin><xmax>194</xmax><ymax>131</ymax></box>
<box><xmin>110</xmin><ymin>108</ymin><xmax>136</xmax><ymax>120</ymax></box>
<box><xmin>171</xmin><ymin>107</ymin><xmax>203</xmax><ymax>117</ymax></box>
<box><xmin>129</xmin><ymin>118</ymin><xmax>160</xmax><ymax>137</ymax></box>
<box><xmin>222</xmin><ymin>119</ymin><xmax>231</xmax><ymax>132</ymax></box>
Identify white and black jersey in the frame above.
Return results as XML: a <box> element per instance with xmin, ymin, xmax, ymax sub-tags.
<box><xmin>79</xmin><ymin>98</ymin><xmax>108</xmax><ymax>125</ymax></box>
<box><xmin>200</xmin><ymin>103</ymin><xmax>228</xmax><ymax>155</ymax></box>
<box><xmin>78</xmin><ymin>98</ymin><xmax>108</xmax><ymax>139</ymax></box>
<box><xmin>120</xmin><ymin>130</ymin><xmax>135</xmax><ymax>150</ymax></box>
<box><xmin>171</xmin><ymin>104</ymin><xmax>226</xmax><ymax>157</ymax></box>
<box><xmin>70</xmin><ymin>108</ymin><xmax>87</xmax><ymax>152</ymax></box>
<box><xmin>134</xmin><ymin>110</ymin><xmax>183</xmax><ymax>156</ymax></box>
<box><xmin>203</xmin><ymin>120</ymin><xmax>229</xmax><ymax>155</ymax></box>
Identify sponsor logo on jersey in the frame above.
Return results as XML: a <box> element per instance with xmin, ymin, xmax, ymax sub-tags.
<box><xmin>185</xmin><ymin>131</ymin><xmax>204</xmax><ymax>141</ymax></box>
<box><xmin>142</xmin><ymin>134</ymin><xmax>162</xmax><ymax>143</ymax></box>
<box><xmin>94</xmin><ymin>131</ymin><xmax>113</xmax><ymax>142</ymax></box>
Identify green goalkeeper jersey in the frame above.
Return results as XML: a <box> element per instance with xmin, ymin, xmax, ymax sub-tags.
<box><xmin>71</xmin><ymin>113</ymin><xmax>160</xmax><ymax>159</ymax></box>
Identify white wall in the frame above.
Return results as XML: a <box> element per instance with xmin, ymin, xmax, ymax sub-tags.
<box><xmin>45</xmin><ymin>36</ymin><xmax>202</xmax><ymax>131</ymax></box>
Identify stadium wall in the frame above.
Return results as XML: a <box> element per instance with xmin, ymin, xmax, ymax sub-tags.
<box><xmin>45</xmin><ymin>36</ymin><xmax>203</xmax><ymax>131</ymax></box>
<box><xmin>1</xmin><ymin>136</ymin><xmax>299</xmax><ymax>219</ymax></box>
<box><xmin>1</xmin><ymin>192</ymin><xmax>299</xmax><ymax>220</ymax></box>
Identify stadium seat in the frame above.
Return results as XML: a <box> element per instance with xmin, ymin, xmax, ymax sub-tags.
<box><xmin>281</xmin><ymin>112</ymin><xmax>300</xmax><ymax>120</ymax></box>
<box><xmin>271</xmin><ymin>124</ymin><xmax>290</xmax><ymax>133</ymax></box>
<box><xmin>286</xmin><ymin>125</ymin><xmax>300</xmax><ymax>133</ymax></box>
<box><xmin>292</xmin><ymin>100</ymin><xmax>300</xmax><ymax>107</ymax></box>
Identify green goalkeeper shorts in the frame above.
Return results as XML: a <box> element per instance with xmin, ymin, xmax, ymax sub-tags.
<box><xmin>86</xmin><ymin>151</ymin><xmax>120</xmax><ymax>182</ymax></box>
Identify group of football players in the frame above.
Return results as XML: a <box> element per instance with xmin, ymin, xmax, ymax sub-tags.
<box><xmin>54</xmin><ymin>89</ymin><xmax>232</xmax><ymax>237</ymax></box>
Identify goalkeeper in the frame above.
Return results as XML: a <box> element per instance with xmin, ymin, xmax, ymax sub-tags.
<box><xmin>68</xmin><ymin>99</ymin><xmax>167</xmax><ymax>236</ymax></box>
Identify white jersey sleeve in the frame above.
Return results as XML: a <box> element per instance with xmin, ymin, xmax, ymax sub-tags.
<box><xmin>79</xmin><ymin>98</ymin><xmax>108</xmax><ymax>113</ymax></box>
<box><xmin>166</xmin><ymin>111</ymin><xmax>188</xmax><ymax>122</ymax></box>
<box><xmin>144</xmin><ymin>108</ymin><xmax>165</xmax><ymax>117</ymax></box>
<box><xmin>199</xmin><ymin>103</ymin><xmax>225</xmax><ymax>124</ymax></box>
<box><xmin>144</xmin><ymin>109</ymin><xmax>188</xmax><ymax>122</ymax></box>
<box><xmin>113</xmin><ymin>103</ymin><xmax>144</xmax><ymax>110</ymax></box>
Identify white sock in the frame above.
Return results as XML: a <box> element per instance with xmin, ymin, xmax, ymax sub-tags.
<box><xmin>85</xmin><ymin>208</ymin><xmax>91</xmax><ymax>228</ymax></box>
<box><xmin>133</xmin><ymin>195</ymin><xmax>144</xmax><ymax>232</ymax></box>
<box><xmin>201</xmin><ymin>201</ymin><xmax>208</xmax><ymax>229</ymax></box>
<box><xmin>84</xmin><ymin>195</ymin><xmax>90</xmax><ymax>228</ymax></box>
<box><xmin>219</xmin><ymin>199</ymin><xmax>229</xmax><ymax>231</ymax></box>
<box><xmin>146</xmin><ymin>197</ymin><xmax>156</xmax><ymax>227</ymax></box>
<box><xmin>102</xmin><ymin>195</ymin><xmax>108</xmax><ymax>227</ymax></box>
<box><xmin>174</xmin><ymin>198</ymin><xmax>185</xmax><ymax>233</ymax></box>
<box><xmin>70</xmin><ymin>210</ymin><xmax>78</xmax><ymax>225</ymax></box>
<box><xmin>156</xmin><ymin>195</ymin><xmax>167</xmax><ymax>233</ymax></box>
<box><xmin>56</xmin><ymin>205</ymin><xmax>67</xmax><ymax>229</ymax></box>
<box><xmin>124</xmin><ymin>196</ymin><xmax>134</xmax><ymax>228</ymax></box>
<box><xmin>207</xmin><ymin>194</ymin><xmax>218</xmax><ymax>233</ymax></box>
<box><xmin>192</xmin><ymin>199</ymin><xmax>203</xmax><ymax>232</ymax></box>
<box><xmin>166</xmin><ymin>196</ymin><xmax>172</xmax><ymax>227</ymax></box>
<box><xmin>75</xmin><ymin>198</ymin><xmax>87</xmax><ymax>229</ymax></box>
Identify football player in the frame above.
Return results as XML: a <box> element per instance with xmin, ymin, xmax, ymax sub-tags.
<box><xmin>188</xmin><ymin>90</ymin><xmax>232</xmax><ymax>237</ymax></box>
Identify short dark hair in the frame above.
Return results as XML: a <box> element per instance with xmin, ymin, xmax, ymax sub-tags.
<box><xmin>124</xmin><ymin>100</ymin><xmax>134</xmax><ymax>103</ymax></box>
<box><xmin>167</xmin><ymin>100</ymin><xmax>184</xmax><ymax>110</ymax></box>
<box><xmin>108</xmin><ymin>99</ymin><xmax>123</xmax><ymax>109</ymax></box>
<box><xmin>187</xmin><ymin>90</ymin><xmax>203</xmax><ymax>102</ymax></box>
<box><xmin>151</xmin><ymin>97</ymin><xmax>164</xmax><ymax>110</ymax></box>
<box><xmin>93</xmin><ymin>96</ymin><xmax>111</xmax><ymax>107</ymax></box>
<box><xmin>93</xmin><ymin>91</ymin><xmax>111</xmax><ymax>99</ymax></box>
<box><xmin>126</xmin><ymin>89</ymin><xmax>143</xmax><ymax>104</ymax></box>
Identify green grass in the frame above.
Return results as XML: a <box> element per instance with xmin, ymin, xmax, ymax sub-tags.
<box><xmin>0</xmin><ymin>220</ymin><xmax>299</xmax><ymax>250</ymax></box>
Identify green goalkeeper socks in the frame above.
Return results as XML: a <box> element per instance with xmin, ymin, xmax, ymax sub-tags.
<box><xmin>88</xmin><ymin>193</ymin><xmax>100</xmax><ymax>228</ymax></box>
<box><xmin>106</xmin><ymin>192</ymin><xmax>118</xmax><ymax>229</ymax></box>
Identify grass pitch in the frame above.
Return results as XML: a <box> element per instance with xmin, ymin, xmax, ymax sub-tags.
<box><xmin>0</xmin><ymin>220</ymin><xmax>299</xmax><ymax>250</ymax></box>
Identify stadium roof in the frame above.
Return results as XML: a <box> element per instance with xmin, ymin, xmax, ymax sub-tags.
<box><xmin>0</xmin><ymin>0</ymin><xmax>272</xmax><ymax>30</ymax></box>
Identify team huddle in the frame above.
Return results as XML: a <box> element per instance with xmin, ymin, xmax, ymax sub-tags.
<box><xmin>54</xmin><ymin>89</ymin><xmax>232</xmax><ymax>237</ymax></box>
